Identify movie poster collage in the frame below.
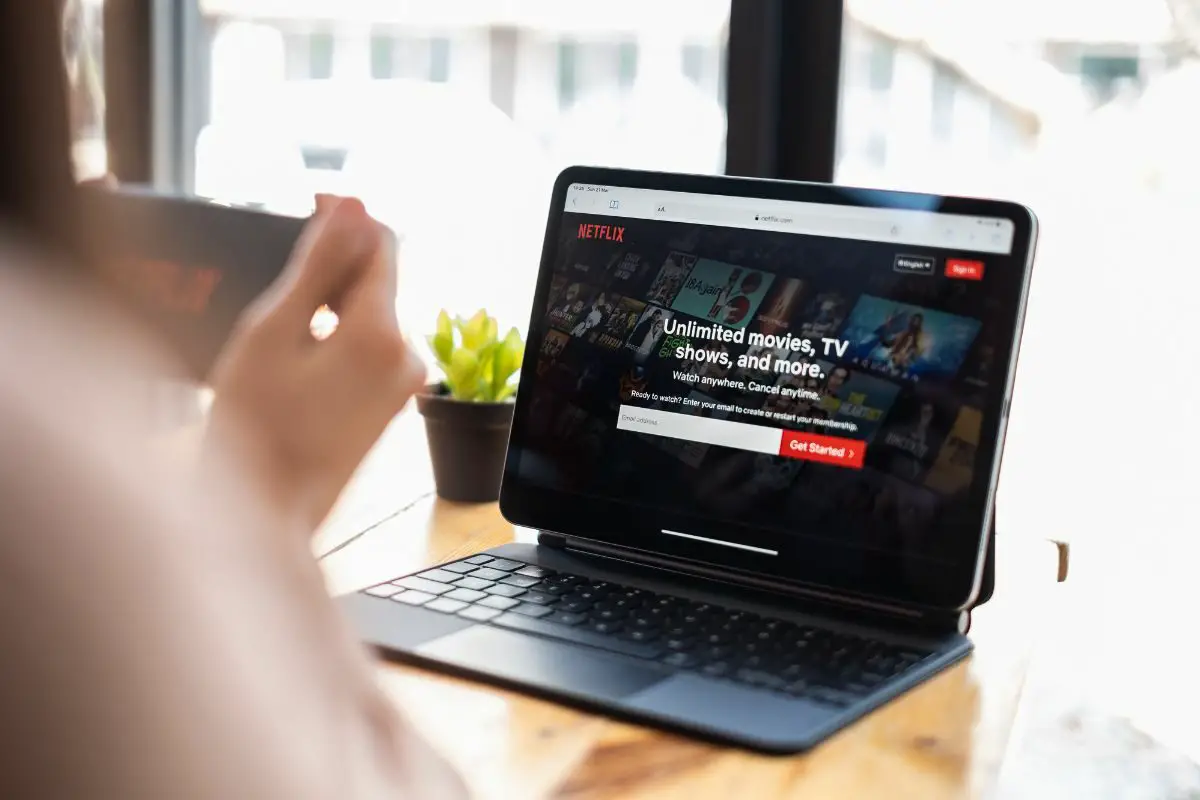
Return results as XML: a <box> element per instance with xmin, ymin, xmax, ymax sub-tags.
<box><xmin>529</xmin><ymin>235</ymin><xmax>998</xmax><ymax>555</ymax></box>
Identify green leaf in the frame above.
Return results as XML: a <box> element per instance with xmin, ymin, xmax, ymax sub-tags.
<box><xmin>476</xmin><ymin>341</ymin><xmax>501</xmax><ymax>400</ymax></box>
<box><xmin>504</xmin><ymin>327</ymin><xmax>524</xmax><ymax>371</ymax></box>
<box><xmin>494</xmin><ymin>383</ymin><xmax>517</xmax><ymax>402</ymax></box>
<box><xmin>460</xmin><ymin>309</ymin><xmax>492</xmax><ymax>351</ymax></box>
<box><xmin>446</xmin><ymin>348</ymin><xmax>480</xmax><ymax>400</ymax></box>
<box><xmin>435</xmin><ymin>309</ymin><xmax>453</xmax><ymax>340</ymax></box>
<box><xmin>427</xmin><ymin>331</ymin><xmax>453</xmax><ymax>366</ymax></box>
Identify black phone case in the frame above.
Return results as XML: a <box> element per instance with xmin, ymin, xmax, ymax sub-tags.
<box><xmin>80</xmin><ymin>184</ymin><xmax>307</xmax><ymax>379</ymax></box>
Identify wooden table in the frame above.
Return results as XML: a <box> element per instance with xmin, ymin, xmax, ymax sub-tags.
<box><xmin>314</xmin><ymin>410</ymin><xmax>1064</xmax><ymax>800</ymax></box>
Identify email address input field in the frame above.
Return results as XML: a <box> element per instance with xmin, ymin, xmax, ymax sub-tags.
<box><xmin>616</xmin><ymin>404</ymin><xmax>866</xmax><ymax>469</ymax></box>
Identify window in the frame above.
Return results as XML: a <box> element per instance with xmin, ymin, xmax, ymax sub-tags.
<box><xmin>557</xmin><ymin>40</ymin><xmax>579</xmax><ymax>109</ymax></box>
<box><xmin>308</xmin><ymin>31</ymin><xmax>334</xmax><ymax>80</ymax></box>
<box><xmin>1079</xmin><ymin>53</ymin><xmax>1140</xmax><ymax>104</ymax></box>
<box><xmin>931</xmin><ymin>61</ymin><xmax>956</xmax><ymax>141</ymax></box>
<box><xmin>62</xmin><ymin>0</ymin><xmax>106</xmax><ymax>180</ymax></box>
<box><xmin>429</xmin><ymin>36</ymin><xmax>450</xmax><ymax>82</ymax></box>
<box><xmin>837</xmin><ymin>3</ymin><xmax>1200</xmax><ymax>770</ymax></box>
<box><xmin>369</xmin><ymin>32</ymin><xmax>394</xmax><ymax>79</ymax></box>
<box><xmin>867</xmin><ymin>37</ymin><xmax>894</xmax><ymax>92</ymax></box>
<box><xmin>178</xmin><ymin>2</ymin><xmax>730</xmax><ymax>337</ymax></box>
<box><xmin>617</xmin><ymin>41</ymin><xmax>638</xmax><ymax>88</ymax></box>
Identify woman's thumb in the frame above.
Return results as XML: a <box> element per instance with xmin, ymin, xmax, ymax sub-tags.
<box><xmin>268</xmin><ymin>195</ymin><xmax>379</xmax><ymax>326</ymax></box>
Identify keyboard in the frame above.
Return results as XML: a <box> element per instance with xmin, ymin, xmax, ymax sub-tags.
<box><xmin>362</xmin><ymin>554</ymin><xmax>933</xmax><ymax>708</ymax></box>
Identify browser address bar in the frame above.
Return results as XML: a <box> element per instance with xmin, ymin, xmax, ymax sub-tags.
<box><xmin>649</xmin><ymin>201</ymin><xmax>905</xmax><ymax>242</ymax></box>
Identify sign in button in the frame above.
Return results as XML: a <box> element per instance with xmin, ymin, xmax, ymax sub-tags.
<box><xmin>945</xmin><ymin>258</ymin><xmax>985</xmax><ymax>280</ymax></box>
<box><xmin>778</xmin><ymin>431</ymin><xmax>866</xmax><ymax>469</ymax></box>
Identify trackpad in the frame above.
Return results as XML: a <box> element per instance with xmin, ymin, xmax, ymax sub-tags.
<box><xmin>417</xmin><ymin>625</ymin><xmax>665</xmax><ymax>701</ymax></box>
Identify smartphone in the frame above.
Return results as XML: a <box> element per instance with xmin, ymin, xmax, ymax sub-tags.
<box><xmin>79</xmin><ymin>184</ymin><xmax>308</xmax><ymax>379</ymax></box>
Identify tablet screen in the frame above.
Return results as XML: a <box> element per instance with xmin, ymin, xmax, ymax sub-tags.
<box><xmin>502</xmin><ymin>170</ymin><xmax>1035</xmax><ymax>610</ymax></box>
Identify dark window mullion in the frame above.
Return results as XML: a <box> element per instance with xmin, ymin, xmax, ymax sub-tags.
<box><xmin>724</xmin><ymin>0</ymin><xmax>844</xmax><ymax>183</ymax></box>
<box><xmin>103</xmin><ymin>0</ymin><xmax>154</xmax><ymax>183</ymax></box>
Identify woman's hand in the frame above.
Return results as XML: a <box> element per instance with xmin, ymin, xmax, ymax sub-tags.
<box><xmin>206</xmin><ymin>195</ymin><xmax>425</xmax><ymax>532</ymax></box>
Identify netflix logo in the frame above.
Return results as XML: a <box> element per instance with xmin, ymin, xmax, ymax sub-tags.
<box><xmin>109</xmin><ymin>259</ymin><xmax>223</xmax><ymax>316</ymax></box>
<box><xmin>577</xmin><ymin>223</ymin><xmax>625</xmax><ymax>242</ymax></box>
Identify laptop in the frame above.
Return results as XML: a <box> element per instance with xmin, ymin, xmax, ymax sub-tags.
<box><xmin>341</xmin><ymin>167</ymin><xmax>1037</xmax><ymax>754</ymax></box>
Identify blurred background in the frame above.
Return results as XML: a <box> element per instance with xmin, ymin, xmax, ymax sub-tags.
<box><xmin>63</xmin><ymin>0</ymin><xmax>1200</xmax><ymax>792</ymax></box>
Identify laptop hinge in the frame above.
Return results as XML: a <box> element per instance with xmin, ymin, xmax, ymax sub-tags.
<box><xmin>536</xmin><ymin>531</ymin><xmax>970</xmax><ymax>635</ymax></box>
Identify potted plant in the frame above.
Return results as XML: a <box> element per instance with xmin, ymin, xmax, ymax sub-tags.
<box><xmin>417</xmin><ymin>309</ymin><xmax>524</xmax><ymax>503</ymax></box>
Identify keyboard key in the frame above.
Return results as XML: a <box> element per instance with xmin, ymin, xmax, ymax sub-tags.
<box><xmin>558</xmin><ymin>599</ymin><xmax>592</xmax><ymax>613</ymax></box>
<box><xmin>519</xmin><ymin>592</ymin><xmax>558</xmax><ymax>606</ymax></box>
<box><xmin>392</xmin><ymin>590</ymin><xmax>435</xmax><ymax>606</ymax></box>
<box><xmin>623</xmin><ymin>630</ymin><xmax>658</xmax><ymax>643</ymax></box>
<box><xmin>547</xmin><ymin>612</ymin><xmax>587</xmax><ymax>626</ymax></box>
<box><xmin>465</xmin><ymin>555</ymin><xmax>493</xmax><ymax>565</ymax></box>
<box><xmin>511</xmin><ymin>603</ymin><xmax>554</xmax><ymax>619</ymax></box>
<box><xmin>664</xmin><ymin>638</ymin><xmax>692</xmax><ymax>651</ymax></box>
<box><xmin>458</xmin><ymin>605</ymin><xmax>502</xmax><ymax>622</ymax></box>
<box><xmin>590</xmin><ymin>621</ymin><xmax>622</xmax><ymax>635</ymax></box>
<box><xmin>661</xmin><ymin>652</ymin><xmax>699</xmax><ymax>669</ymax></box>
<box><xmin>425</xmin><ymin>598</ymin><xmax>469</xmax><ymax>614</ymax></box>
<box><xmin>417</xmin><ymin>569</ymin><xmax>461</xmax><ymax>584</ymax></box>
<box><xmin>492</xmin><ymin>613</ymin><xmax>663</xmax><ymax>659</ymax></box>
<box><xmin>485</xmin><ymin>558</ymin><xmax>523</xmax><ymax>571</ymax></box>
<box><xmin>664</xmin><ymin>625</ymin><xmax>698</xmax><ymax>638</ymax></box>
<box><xmin>595</xmin><ymin>608</ymin><xmax>625</xmax><ymax>621</ymax></box>
<box><xmin>444</xmin><ymin>588</ymin><xmax>487</xmax><ymax>603</ymax></box>
<box><xmin>364</xmin><ymin>584</ymin><xmax>402</xmax><ymax>598</ymax></box>
<box><xmin>544</xmin><ymin>583</ymin><xmax>574</xmax><ymax>595</ymax></box>
<box><xmin>452</xmin><ymin>577</ymin><xmax>494</xmax><ymax>592</ymax></box>
<box><xmin>395</xmin><ymin>577</ymin><xmax>452</xmax><ymax>596</ymax></box>
<box><xmin>441</xmin><ymin>561</ymin><xmax>479</xmax><ymax>574</ymax></box>
<box><xmin>515</xmin><ymin>566</ymin><xmax>551</xmax><ymax>578</ymax></box>
<box><xmin>467</xmin><ymin>567</ymin><xmax>508</xmax><ymax>582</ymax></box>
<box><xmin>500</xmin><ymin>575</ymin><xmax>541</xmax><ymax>589</ymax></box>
<box><xmin>484</xmin><ymin>584</ymin><xmax>526</xmax><ymax>598</ymax></box>
<box><xmin>702</xmin><ymin>662</ymin><xmax>732</xmax><ymax>677</ymax></box>
<box><xmin>479</xmin><ymin>595</ymin><xmax>521</xmax><ymax>611</ymax></box>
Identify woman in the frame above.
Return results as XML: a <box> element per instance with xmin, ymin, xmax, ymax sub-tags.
<box><xmin>0</xmin><ymin>5</ymin><xmax>465</xmax><ymax>798</ymax></box>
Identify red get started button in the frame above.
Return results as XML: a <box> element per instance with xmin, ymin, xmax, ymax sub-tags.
<box><xmin>778</xmin><ymin>431</ymin><xmax>866</xmax><ymax>469</ymax></box>
<box><xmin>945</xmin><ymin>258</ymin><xmax>985</xmax><ymax>281</ymax></box>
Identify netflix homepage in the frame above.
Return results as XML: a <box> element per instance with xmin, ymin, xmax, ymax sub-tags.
<box><xmin>515</xmin><ymin>212</ymin><xmax>1016</xmax><ymax>562</ymax></box>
